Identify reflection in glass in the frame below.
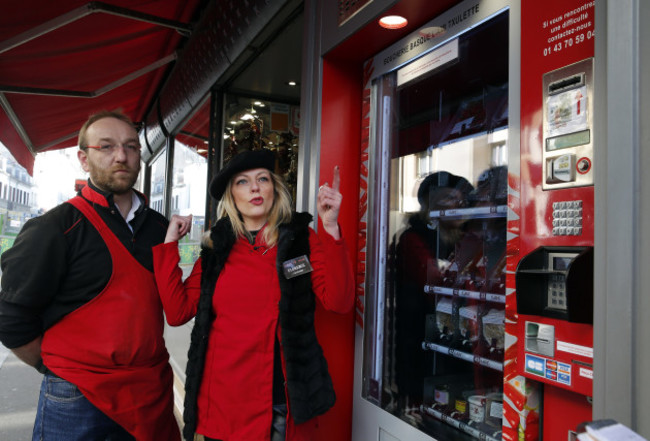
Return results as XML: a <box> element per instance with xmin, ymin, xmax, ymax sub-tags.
<box><xmin>362</xmin><ymin>11</ymin><xmax>509</xmax><ymax>441</ymax></box>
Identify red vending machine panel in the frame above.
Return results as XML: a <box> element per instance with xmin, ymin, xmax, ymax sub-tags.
<box><xmin>518</xmin><ymin>1</ymin><xmax>596</xmax><ymax>439</ymax></box>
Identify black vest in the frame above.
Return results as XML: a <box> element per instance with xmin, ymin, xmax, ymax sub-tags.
<box><xmin>182</xmin><ymin>213</ymin><xmax>336</xmax><ymax>440</ymax></box>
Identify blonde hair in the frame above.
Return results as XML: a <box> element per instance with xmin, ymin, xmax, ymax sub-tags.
<box><xmin>217</xmin><ymin>171</ymin><xmax>292</xmax><ymax>247</ymax></box>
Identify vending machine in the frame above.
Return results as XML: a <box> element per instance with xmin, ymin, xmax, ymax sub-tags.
<box><xmin>353</xmin><ymin>0</ymin><xmax>597</xmax><ymax>440</ymax></box>
<box><xmin>354</xmin><ymin>1</ymin><xmax>540</xmax><ymax>440</ymax></box>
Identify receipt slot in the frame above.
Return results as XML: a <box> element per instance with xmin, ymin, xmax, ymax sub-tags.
<box><xmin>525</xmin><ymin>322</ymin><xmax>555</xmax><ymax>358</ymax></box>
<box><xmin>542</xmin><ymin>58</ymin><xmax>594</xmax><ymax>190</ymax></box>
<box><xmin>515</xmin><ymin>246</ymin><xmax>594</xmax><ymax>400</ymax></box>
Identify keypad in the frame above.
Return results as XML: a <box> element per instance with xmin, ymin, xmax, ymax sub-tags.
<box><xmin>548</xmin><ymin>274</ymin><xmax>567</xmax><ymax>310</ymax></box>
<box><xmin>552</xmin><ymin>200</ymin><xmax>583</xmax><ymax>236</ymax></box>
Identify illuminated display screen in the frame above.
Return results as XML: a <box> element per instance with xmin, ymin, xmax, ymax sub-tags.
<box><xmin>547</xmin><ymin>252</ymin><xmax>577</xmax><ymax>271</ymax></box>
<box><xmin>546</xmin><ymin>129</ymin><xmax>590</xmax><ymax>151</ymax></box>
<box><xmin>553</xmin><ymin>256</ymin><xmax>573</xmax><ymax>271</ymax></box>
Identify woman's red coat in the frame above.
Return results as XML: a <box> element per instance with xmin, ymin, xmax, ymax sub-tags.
<box><xmin>153</xmin><ymin>227</ymin><xmax>353</xmax><ymax>440</ymax></box>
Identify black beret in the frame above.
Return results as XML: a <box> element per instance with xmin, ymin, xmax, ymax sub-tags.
<box><xmin>417</xmin><ymin>171</ymin><xmax>474</xmax><ymax>206</ymax></box>
<box><xmin>209</xmin><ymin>149</ymin><xmax>275</xmax><ymax>200</ymax></box>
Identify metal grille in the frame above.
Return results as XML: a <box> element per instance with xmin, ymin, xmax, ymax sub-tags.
<box><xmin>338</xmin><ymin>0</ymin><xmax>372</xmax><ymax>25</ymax></box>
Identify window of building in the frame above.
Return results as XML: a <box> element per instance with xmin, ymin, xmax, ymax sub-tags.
<box><xmin>150</xmin><ymin>148</ymin><xmax>167</xmax><ymax>217</ymax></box>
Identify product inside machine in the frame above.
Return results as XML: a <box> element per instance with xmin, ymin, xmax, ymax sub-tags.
<box><xmin>362</xmin><ymin>10</ymin><xmax>510</xmax><ymax>441</ymax></box>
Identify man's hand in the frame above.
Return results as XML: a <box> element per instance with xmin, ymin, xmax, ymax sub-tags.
<box><xmin>165</xmin><ymin>214</ymin><xmax>193</xmax><ymax>243</ymax></box>
<box><xmin>11</xmin><ymin>336</ymin><xmax>43</xmax><ymax>369</ymax></box>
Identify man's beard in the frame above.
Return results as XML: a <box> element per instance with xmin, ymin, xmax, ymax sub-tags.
<box><xmin>88</xmin><ymin>163</ymin><xmax>140</xmax><ymax>195</ymax></box>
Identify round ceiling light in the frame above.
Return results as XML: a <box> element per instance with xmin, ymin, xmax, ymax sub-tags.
<box><xmin>379</xmin><ymin>15</ymin><xmax>408</xmax><ymax>30</ymax></box>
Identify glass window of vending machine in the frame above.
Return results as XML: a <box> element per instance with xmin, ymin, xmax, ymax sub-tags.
<box><xmin>362</xmin><ymin>11</ymin><xmax>509</xmax><ymax>441</ymax></box>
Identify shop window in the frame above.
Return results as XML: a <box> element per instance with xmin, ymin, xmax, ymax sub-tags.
<box><xmin>134</xmin><ymin>160</ymin><xmax>145</xmax><ymax>194</ymax></box>
<box><xmin>172</xmin><ymin>98</ymin><xmax>209</xmax><ymax>277</ymax></box>
<box><xmin>150</xmin><ymin>148</ymin><xmax>167</xmax><ymax>217</ymax></box>
<box><xmin>224</xmin><ymin>95</ymin><xmax>300</xmax><ymax>207</ymax></box>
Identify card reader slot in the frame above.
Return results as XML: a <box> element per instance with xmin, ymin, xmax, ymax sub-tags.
<box><xmin>548</xmin><ymin>73</ymin><xmax>585</xmax><ymax>94</ymax></box>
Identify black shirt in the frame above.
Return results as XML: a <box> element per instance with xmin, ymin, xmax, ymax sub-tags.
<box><xmin>0</xmin><ymin>181</ymin><xmax>168</xmax><ymax>348</ymax></box>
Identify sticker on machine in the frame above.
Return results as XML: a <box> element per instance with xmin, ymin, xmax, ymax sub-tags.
<box><xmin>547</xmin><ymin>86</ymin><xmax>588</xmax><ymax>137</ymax></box>
<box><xmin>557</xmin><ymin>362</ymin><xmax>571</xmax><ymax>385</ymax></box>
<box><xmin>525</xmin><ymin>354</ymin><xmax>546</xmax><ymax>377</ymax></box>
<box><xmin>556</xmin><ymin>340</ymin><xmax>593</xmax><ymax>358</ymax></box>
<box><xmin>557</xmin><ymin>372</ymin><xmax>571</xmax><ymax>385</ymax></box>
<box><xmin>579</xmin><ymin>367</ymin><xmax>593</xmax><ymax>379</ymax></box>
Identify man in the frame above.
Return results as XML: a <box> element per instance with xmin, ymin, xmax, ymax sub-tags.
<box><xmin>0</xmin><ymin>110</ymin><xmax>180</xmax><ymax>440</ymax></box>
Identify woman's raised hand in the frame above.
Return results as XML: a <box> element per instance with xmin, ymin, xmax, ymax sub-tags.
<box><xmin>317</xmin><ymin>166</ymin><xmax>342</xmax><ymax>240</ymax></box>
<box><xmin>165</xmin><ymin>214</ymin><xmax>193</xmax><ymax>243</ymax></box>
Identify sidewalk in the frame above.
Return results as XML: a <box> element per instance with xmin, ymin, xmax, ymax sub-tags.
<box><xmin>0</xmin><ymin>343</ymin><xmax>41</xmax><ymax>441</ymax></box>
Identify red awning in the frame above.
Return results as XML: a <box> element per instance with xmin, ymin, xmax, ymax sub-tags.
<box><xmin>0</xmin><ymin>0</ymin><xmax>203</xmax><ymax>175</ymax></box>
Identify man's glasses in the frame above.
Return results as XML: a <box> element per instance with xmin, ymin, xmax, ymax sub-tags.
<box><xmin>86</xmin><ymin>144</ymin><xmax>141</xmax><ymax>154</ymax></box>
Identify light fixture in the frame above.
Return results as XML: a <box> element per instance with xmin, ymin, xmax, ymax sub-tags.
<box><xmin>287</xmin><ymin>81</ymin><xmax>297</xmax><ymax>86</ymax></box>
<box><xmin>379</xmin><ymin>15</ymin><xmax>408</xmax><ymax>30</ymax></box>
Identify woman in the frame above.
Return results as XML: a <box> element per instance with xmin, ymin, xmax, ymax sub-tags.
<box><xmin>153</xmin><ymin>149</ymin><xmax>354</xmax><ymax>441</ymax></box>
<box><xmin>390</xmin><ymin>171</ymin><xmax>474</xmax><ymax>420</ymax></box>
